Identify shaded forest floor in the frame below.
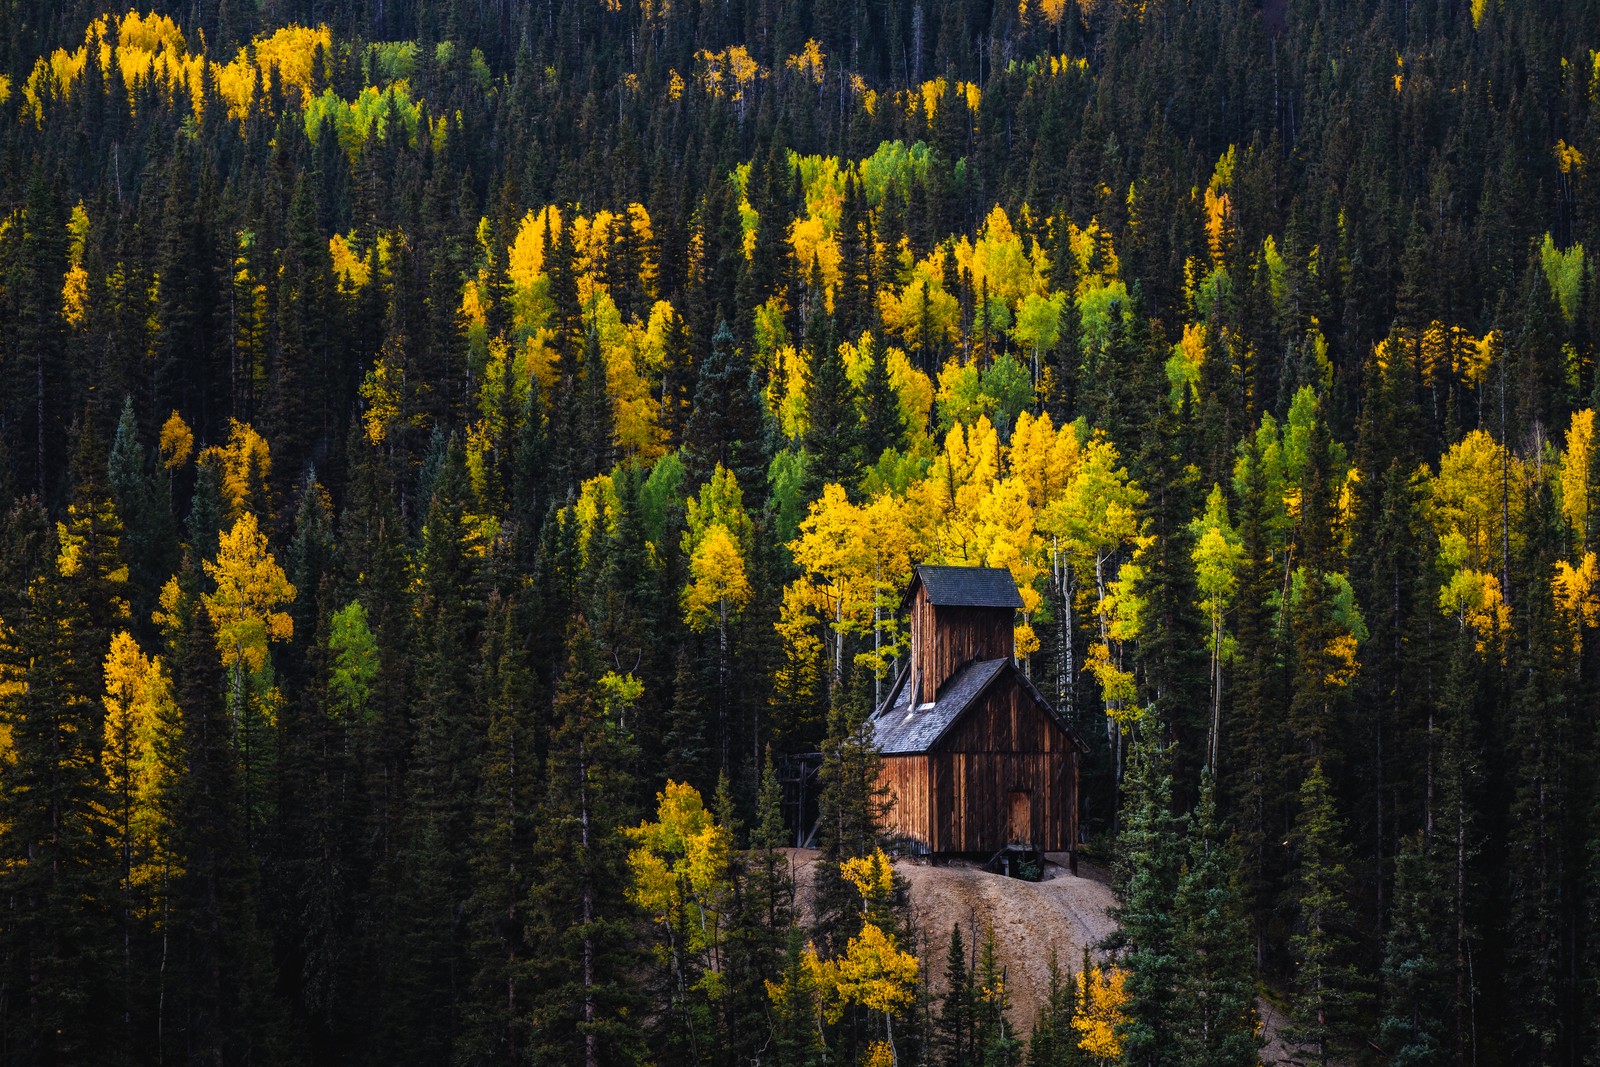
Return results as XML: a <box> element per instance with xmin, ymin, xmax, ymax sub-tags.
<box><xmin>786</xmin><ymin>849</ymin><xmax>1292</xmax><ymax>1059</ymax></box>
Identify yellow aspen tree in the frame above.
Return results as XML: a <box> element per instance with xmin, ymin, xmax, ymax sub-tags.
<box><xmin>202</xmin><ymin>512</ymin><xmax>295</xmax><ymax>682</ymax></box>
<box><xmin>1190</xmin><ymin>485</ymin><xmax>1244</xmax><ymax>770</ymax></box>
<box><xmin>1560</xmin><ymin>409</ymin><xmax>1595</xmax><ymax>545</ymax></box>
<box><xmin>100</xmin><ymin>631</ymin><xmax>174</xmax><ymax>902</ymax></box>
<box><xmin>625</xmin><ymin>780</ymin><xmax>734</xmax><ymax>997</ymax></box>
<box><xmin>1072</xmin><ymin>961</ymin><xmax>1130</xmax><ymax>1063</ymax></box>
<box><xmin>61</xmin><ymin>202</ymin><xmax>89</xmax><ymax>328</ymax></box>
<box><xmin>198</xmin><ymin>419</ymin><xmax>272</xmax><ymax>521</ymax></box>
<box><xmin>1552</xmin><ymin>552</ymin><xmax>1599</xmax><ymax>654</ymax></box>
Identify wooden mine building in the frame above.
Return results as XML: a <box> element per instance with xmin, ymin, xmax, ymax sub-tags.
<box><xmin>870</xmin><ymin>565</ymin><xmax>1086</xmax><ymax>863</ymax></box>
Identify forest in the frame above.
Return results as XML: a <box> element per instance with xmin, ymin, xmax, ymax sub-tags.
<box><xmin>0</xmin><ymin>0</ymin><xmax>1598</xmax><ymax>1062</ymax></box>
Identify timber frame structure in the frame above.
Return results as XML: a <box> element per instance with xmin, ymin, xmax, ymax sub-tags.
<box><xmin>870</xmin><ymin>566</ymin><xmax>1087</xmax><ymax>862</ymax></box>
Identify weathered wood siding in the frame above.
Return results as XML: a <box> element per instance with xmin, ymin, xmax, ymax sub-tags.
<box><xmin>878</xmin><ymin>754</ymin><xmax>932</xmax><ymax>852</ymax></box>
<box><xmin>908</xmin><ymin>587</ymin><xmax>1016</xmax><ymax>705</ymax></box>
<box><xmin>929</xmin><ymin>684</ymin><xmax>1077</xmax><ymax>853</ymax></box>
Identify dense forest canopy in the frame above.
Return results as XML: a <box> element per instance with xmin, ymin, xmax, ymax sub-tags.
<box><xmin>0</xmin><ymin>0</ymin><xmax>1598</xmax><ymax>1062</ymax></box>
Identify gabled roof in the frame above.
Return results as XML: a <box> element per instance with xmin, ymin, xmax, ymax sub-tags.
<box><xmin>907</xmin><ymin>565</ymin><xmax>1024</xmax><ymax>609</ymax></box>
<box><xmin>870</xmin><ymin>657</ymin><xmax>1088</xmax><ymax>755</ymax></box>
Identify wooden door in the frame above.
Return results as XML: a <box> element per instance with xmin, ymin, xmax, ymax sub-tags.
<box><xmin>1007</xmin><ymin>790</ymin><xmax>1031</xmax><ymax>847</ymax></box>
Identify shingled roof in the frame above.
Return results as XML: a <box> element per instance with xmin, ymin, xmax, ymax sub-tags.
<box><xmin>908</xmin><ymin>565</ymin><xmax>1025</xmax><ymax>609</ymax></box>
<box><xmin>871</xmin><ymin>655</ymin><xmax>1089</xmax><ymax>756</ymax></box>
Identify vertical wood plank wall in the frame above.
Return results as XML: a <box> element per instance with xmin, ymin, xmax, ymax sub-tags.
<box><xmin>909</xmin><ymin>590</ymin><xmax>1017</xmax><ymax>705</ymax></box>
<box><xmin>876</xmin><ymin>682</ymin><xmax>1079</xmax><ymax>854</ymax></box>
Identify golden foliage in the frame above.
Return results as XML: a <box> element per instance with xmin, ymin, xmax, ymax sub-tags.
<box><xmin>626</xmin><ymin>780</ymin><xmax>733</xmax><ymax>995</ymax></box>
<box><xmin>1552</xmin><ymin>552</ymin><xmax>1600</xmax><ymax>652</ymax></box>
<box><xmin>683</xmin><ymin>524</ymin><xmax>753</xmax><ymax>632</ymax></box>
<box><xmin>101</xmin><ymin>631</ymin><xmax>174</xmax><ymax>898</ymax></box>
<box><xmin>202</xmin><ymin>513</ymin><xmax>295</xmax><ymax>674</ymax></box>
<box><xmin>1561</xmin><ymin>409</ymin><xmax>1595</xmax><ymax>543</ymax></box>
<box><xmin>1072</xmin><ymin>962</ymin><xmax>1129</xmax><ymax>1062</ymax></box>
<box><xmin>329</xmin><ymin>233</ymin><xmax>372</xmax><ymax>289</ymax></box>
<box><xmin>61</xmin><ymin>201</ymin><xmax>90</xmax><ymax>328</ymax></box>
<box><xmin>786</xmin><ymin>39</ymin><xmax>827</xmax><ymax>85</ymax></box>
<box><xmin>198</xmin><ymin>419</ymin><xmax>272</xmax><ymax>521</ymax></box>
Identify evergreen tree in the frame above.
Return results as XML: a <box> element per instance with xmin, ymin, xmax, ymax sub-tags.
<box><xmin>1171</xmin><ymin>775</ymin><xmax>1260</xmax><ymax>1067</ymax></box>
<box><xmin>935</xmin><ymin>924</ymin><xmax>976</xmax><ymax>1067</ymax></box>
<box><xmin>1107</xmin><ymin>734</ymin><xmax>1183</xmax><ymax>1067</ymax></box>
<box><xmin>1287</xmin><ymin>762</ymin><xmax>1369</xmax><ymax>1065</ymax></box>
<box><xmin>523</xmin><ymin>620</ymin><xmax>643</xmax><ymax>1067</ymax></box>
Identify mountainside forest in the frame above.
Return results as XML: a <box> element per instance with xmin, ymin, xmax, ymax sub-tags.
<box><xmin>1</xmin><ymin>0</ymin><xmax>1599</xmax><ymax>1062</ymax></box>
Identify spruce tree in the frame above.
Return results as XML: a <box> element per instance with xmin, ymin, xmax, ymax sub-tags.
<box><xmin>1171</xmin><ymin>775</ymin><xmax>1260</xmax><ymax>1067</ymax></box>
<box><xmin>523</xmin><ymin>619</ymin><xmax>643</xmax><ymax>1067</ymax></box>
<box><xmin>1287</xmin><ymin>762</ymin><xmax>1369</xmax><ymax>1065</ymax></box>
<box><xmin>935</xmin><ymin>924</ymin><xmax>976</xmax><ymax>1067</ymax></box>
<box><xmin>1107</xmin><ymin>733</ymin><xmax>1183</xmax><ymax>1067</ymax></box>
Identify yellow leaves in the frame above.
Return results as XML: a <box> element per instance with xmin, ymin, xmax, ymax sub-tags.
<box><xmin>831</xmin><ymin>922</ymin><xmax>919</xmax><ymax>1016</ymax></box>
<box><xmin>786</xmin><ymin>39</ymin><xmax>827</xmax><ymax>85</ymax></box>
<box><xmin>626</xmin><ymin>781</ymin><xmax>733</xmax><ymax>996</ymax></box>
<box><xmin>1470</xmin><ymin>0</ymin><xmax>1490</xmax><ymax>29</ymax></box>
<box><xmin>790</xmin><ymin>214</ymin><xmax>842</xmax><ymax>305</ymax></box>
<box><xmin>862</xmin><ymin>1041</ymin><xmax>897</xmax><ymax>1067</ymax></box>
<box><xmin>251</xmin><ymin>24</ymin><xmax>333</xmax><ymax>100</ymax></box>
<box><xmin>101</xmin><ymin>631</ymin><xmax>173</xmax><ymax>895</ymax></box>
<box><xmin>1552</xmin><ymin>552</ymin><xmax>1600</xmax><ymax>651</ymax></box>
<box><xmin>667</xmin><ymin>69</ymin><xmax>685</xmax><ymax>101</ymax></box>
<box><xmin>329</xmin><ymin>233</ymin><xmax>372</xmax><ymax>289</ymax></box>
<box><xmin>684</xmin><ymin>525</ymin><xmax>753</xmax><ymax>632</ymax></box>
<box><xmin>1430</xmin><ymin>430</ymin><xmax>1523</xmax><ymax>574</ymax></box>
<box><xmin>359</xmin><ymin>351</ymin><xmax>409</xmax><ymax>446</ymax></box>
<box><xmin>1561</xmin><ymin>409</ymin><xmax>1595</xmax><ymax>542</ymax></box>
<box><xmin>1555</xmin><ymin>139</ymin><xmax>1587</xmax><ymax>174</ymax></box>
<box><xmin>1166</xmin><ymin>322</ymin><xmax>1207</xmax><ymax>408</ymax></box>
<box><xmin>1440</xmin><ymin>569</ymin><xmax>1511</xmax><ymax>653</ymax></box>
<box><xmin>199</xmin><ymin>419</ymin><xmax>272</xmax><ymax>521</ymax></box>
<box><xmin>0</xmin><ymin>74</ymin><xmax>10</xmax><ymax>105</ymax></box>
<box><xmin>627</xmin><ymin>781</ymin><xmax>731</xmax><ymax>917</ymax></box>
<box><xmin>61</xmin><ymin>201</ymin><xmax>90</xmax><ymax>328</ymax></box>
<box><xmin>202</xmin><ymin>513</ymin><xmax>295</xmax><ymax>674</ymax></box>
<box><xmin>949</xmin><ymin>204</ymin><xmax>1045</xmax><ymax>307</ymax></box>
<box><xmin>694</xmin><ymin>45</ymin><xmax>766</xmax><ymax>108</ymax></box>
<box><xmin>1072</xmin><ymin>961</ymin><xmax>1129</xmax><ymax>1062</ymax></box>
<box><xmin>840</xmin><ymin>847</ymin><xmax>896</xmax><ymax>905</ymax></box>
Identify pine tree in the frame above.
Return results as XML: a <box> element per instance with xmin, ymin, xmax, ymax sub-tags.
<box><xmin>1378</xmin><ymin>832</ymin><xmax>1453</xmax><ymax>1066</ymax></box>
<box><xmin>0</xmin><ymin>524</ymin><xmax>120</xmax><ymax>1063</ymax></box>
<box><xmin>973</xmin><ymin>926</ymin><xmax>1022</xmax><ymax>1067</ymax></box>
<box><xmin>1107</xmin><ymin>734</ymin><xmax>1183</xmax><ymax>1067</ymax></box>
<box><xmin>1287</xmin><ymin>762</ymin><xmax>1369</xmax><ymax>1065</ymax></box>
<box><xmin>935</xmin><ymin>924</ymin><xmax>976</xmax><ymax>1067</ymax></box>
<box><xmin>683</xmin><ymin>321</ymin><xmax>770</xmax><ymax>499</ymax></box>
<box><xmin>1025</xmin><ymin>948</ymin><xmax>1084</xmax><ymax>1067</ymax></box>
<box><xmin>524</xmin><ymin>620</ymin><xmax>643</xmax><ymax>1067</ymax></box>
<box><xmin>1171</xmin><ymin>775</ymin><xmax>1260</xmax><ymax>1067</ymax></box>
<box><xmin>459</xmin><ymin>598</ymin><xmax>541</xmax><ymax>1066</ymax></box>
<box><xmin>159</xmin><ymin>606</ymin><xmax>287</xmax><ymax>1066</ymax></box>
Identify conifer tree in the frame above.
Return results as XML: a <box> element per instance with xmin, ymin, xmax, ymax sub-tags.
<box><xmin>1287</xmin><ymin>762</ymin><xmax>1369</xmax><ymax>1065</ymax></box>
<box><xmin>935</xmin><ymin>924</ymin><xmax>976</xmax><ymax>1067</ymax></box>
<box><xmin>524</xmin><ymin>619</ymin><xmax>643</xmax><ymax>1067</ymax></box>
<box><xmin>159</xmin><ymin>605</ymin><xmax>287</xmax><ymax>1065</ymax></box>
<box><xmin>0</xmin><ymin>523</ymin><xmax>120</xmax><ymax>1063</ymax></box>
<box><xmin>1171</xmin><ymin>775</ymin><xmax>1260</xmax><ymax>1067</ymax></box>
<box><xmin>1025</xmin><ymin>949</ymin><xmax>1084</xmax><ymax>1067</ymax></box>
<box><xmin>1107</xmin><ymin>734</ymin><xmax>1183</xmax><ymax>1067</ymax></box>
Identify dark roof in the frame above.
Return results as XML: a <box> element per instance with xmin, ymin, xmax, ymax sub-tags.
<box><xmin>910</xmin><ymin>565</ymin><xmax>1024</xmax><ymax>609</ymax></box>
<box><xmin>871</xmin><ymin>658</ymin><xmax>1009</xmax><ymax>754</ymax></box>
<box><xmin>871</xmin><ymin>656</ymin><xmax>1087</xmax><ymax>755</ymax></box>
